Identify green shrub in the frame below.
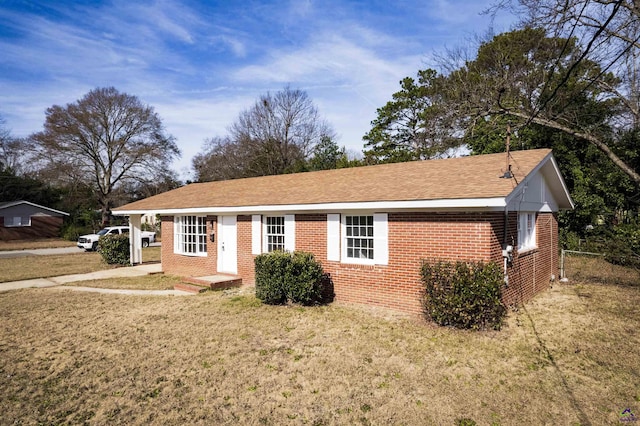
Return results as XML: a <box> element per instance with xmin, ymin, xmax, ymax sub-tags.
<box><xmin>421</xmin><ymin>259</ymin><xmax>506</xmax><ymax>330</ymax></box>
<box><xmin>285</xmin><ymin>251</ymin><xmax>325</xmax><ymax>304</ymax></box>
<box><xmin>254</xmin><ymin>251</ymin><xmax>289</xmax><ymax>304</ymax></box>
<box><xmin>98</xmin><ymin>234</ymin><xmax>130</xmax><ymax>265</ymax></box>
<box><xmin>61</xmin><ymin>223</ymin><xmax>92</xmax><ymax>241</ymax></box>
<box><xmin>255</xmin><ymin>251</ymin><xmax>326</xmax><ymax>305</ymax></box>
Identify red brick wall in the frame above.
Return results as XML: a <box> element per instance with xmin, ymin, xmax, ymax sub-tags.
<box><xmin>160</xmin><ymin>215</ymin><xmax>218</xmax><ymax>277</ymax></box>
<box><xmin>237</xmin><ymin>215</ymin><xmax>255</xmax><ymax>282</ymax></box>
<box><xmin>502</xmin><ymin>212</ymin><xmax>558</xmax><ymax>307</ymax></box>
<box><xmin>159</xmin><ymin>211</ymin><xmax>558</xmax><ymax>315</ymax></box>
<box><xmin>0</xmin><ymin>216</ymin><xmax>64</xmax><ymax>240</ymax></box>
<box><xmin>313</xmin><ymin>212</ymin><xmax>502</xmax><ymax>315</ymax></box>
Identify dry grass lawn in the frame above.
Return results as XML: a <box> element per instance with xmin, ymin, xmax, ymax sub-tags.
<box><xmin>0</xmin><ymin>247</ymin><xmax>161</xmax><ymax>283</ymax></box>
<box><xmin>0</xmin><ymin>238</ymin><xmax>76</xmax><ymax>251</ymax></box>
<box><xmin>63</xmin><ymin>274</ymin><xmax>181</xmax><ymax>290</ymax></box>
<box><xmin>563</xmin><ymin>252</ymin><xmax>640</xmax><ymax>286</ymax></box>
<box><xmin>1</xmin><ymin>259</ymin><xmax>639</xmax><ymax>425</ymax></box>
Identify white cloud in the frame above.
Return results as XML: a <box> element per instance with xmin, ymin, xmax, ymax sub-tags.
<box><xmin>230</xmin><ymin>27</ymin><xmax>425</xmax><ymax>153</ymax></box>
<box><xmin>0</xmin><ymin>0</ymin><xmax>517</xmax><ymax>181</ymax></box>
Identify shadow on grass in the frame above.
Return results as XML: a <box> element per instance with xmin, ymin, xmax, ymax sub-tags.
<box><xmin>521</xmin><ymin>305</ymin><xmax>592</xmax><ymax>426</ymax></box>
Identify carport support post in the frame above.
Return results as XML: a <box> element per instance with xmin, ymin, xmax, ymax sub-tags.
<box><xmin>129</xmin><ymin>214</ymin><xmax>143</xmax><ymax>265</ymax></box>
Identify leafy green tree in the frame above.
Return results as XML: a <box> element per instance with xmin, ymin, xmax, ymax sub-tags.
<box><xmin>0</xmin><ymin>165</ymin><xmax>62</xmax><ymax>207</ymax></box>
<box><xmin>309</xmin><ymin>136</ymin><xmax>344</xmax><ymax>171</ymax></box>
<box><xmin>368</xmin><ymin>27</ymin><xmax>640</xmax><ymax>243</ymax></box>
<box><xmin>363</xmin><ymin>69</ymin><xmax>458</xmax><ymax>163</ymax></box>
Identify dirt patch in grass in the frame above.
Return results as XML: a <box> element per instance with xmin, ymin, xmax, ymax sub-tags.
<box><xmin>63</xmin><ymin>274</ymin><xmax>181</xmax><ymax>290</ymax></box>
<box><xmin>0</xmin><ymin>238</ymin><xmax>76</xmax><ymax>251</ymax></box>
<box><xmin>1</xmin><ymin>273</ymin><xmax>638</xmax><ymax>425</ymax></box>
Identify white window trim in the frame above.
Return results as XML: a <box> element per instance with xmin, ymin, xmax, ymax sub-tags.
<box><xmin>284</xmin><ymin>214</ymin><xmax>295</xmax><ymax>252</ymax></box>
<box><xmin>261</xmin><ymin>214</ymin><xmax>295</xmax><ymax>253</ymax></box>
<box><xmin>327</xmin><ymin>214</ymin><xmax>341</xmax><ymax>261</ymax></box>
<box><xmin>174</xmin><ymin>215</ymin><xmax>208</xmax><ymax>257</ymax></box>
<box><xmin>373</xmin><ymin>213</ymin><xmax>389</xmax><ymax>265</ymax></box>
<box><xmin>341</xmin><ymin>213</ymin><xmax>389</xmax><ymax>265</ymax></box>
<box><xmin>251</xmin><ymin>215</ymin><xmax>262</xmax><ymax>255</ymax></box>
<box><xmin>263</xmin><ymin>215</ymin><xmax>286</xmax><ymax>253</ymax></box>
<box><xmin>518</xmin><ymin>212</ymin><xmax>537</xmax><ymax>252</ymax></box>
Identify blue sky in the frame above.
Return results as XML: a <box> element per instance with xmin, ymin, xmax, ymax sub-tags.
<box><xmin>0</xmin><ymin>0</ymin><xmax>514</xmax><ymax>178</ymax></box>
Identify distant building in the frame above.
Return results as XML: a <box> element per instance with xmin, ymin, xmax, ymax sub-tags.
<box><xmin>0</xmin><ymin>201</ymin><xmax>69</xmax><ymax>240</ymax></box>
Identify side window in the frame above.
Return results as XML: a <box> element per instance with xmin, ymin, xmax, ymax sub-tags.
<box><xmin>518</xmin><ymin>212</ymin><xmax>537</xmax><ymax>251</ymax></box>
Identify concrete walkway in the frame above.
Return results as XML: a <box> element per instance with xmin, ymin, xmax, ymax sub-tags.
<box><xmin>0</xmin><ymin>263</ymin><xmax>193</xmax><ymax>296</ymax></box>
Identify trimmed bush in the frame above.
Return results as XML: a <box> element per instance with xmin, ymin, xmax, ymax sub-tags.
<box><xmin>254</xmin><ymin>251</ymin><xmax>289</xmax><ymax>304</ymax></box>
<box><xmin>285</xmin><ymin>251</ymin><xmax>325</xmax><ymax>304</ymax></box>
<box><xmin>421</xmin><ymin>259</ymin><xmax>506</xmax><ymax>330</ymax></box>
<box><xmin>98</xmin><ymin>234</ymin><xmax>131</xmax><ymax>265</ymax></box>
<box><xmin>255</xmin><ymin>251</ymin><xmax>325</xmax><ymax>305</ymax></box>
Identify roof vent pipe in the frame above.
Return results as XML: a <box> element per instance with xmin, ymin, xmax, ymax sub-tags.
<box><xmin>501</xmin><ymin>122</ymin><xmax>513</xmax><ymax>179</ymax></box>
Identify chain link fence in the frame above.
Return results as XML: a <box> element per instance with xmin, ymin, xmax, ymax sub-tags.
<box><xmin>560</xmin><ymin>249</ymin><xmax>640</xmax><ymax>286</ymax></box>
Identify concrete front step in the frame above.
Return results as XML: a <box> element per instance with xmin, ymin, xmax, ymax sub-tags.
<box><xmin>181</xmin><ymin>274</ymin><xmax>243</xmax><ymax>290</ymax></box>
<box><xmin>174</xmin><ymin>282</ymin><xmax>209</xmax><ymax>294</ymax></box>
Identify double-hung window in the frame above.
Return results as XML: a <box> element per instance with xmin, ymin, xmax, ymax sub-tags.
<box><xmin>345</xmin><ymin>215</ymin><xmax>374</xmax><ymax>261</ymax></box>
<box><xmin>252</xmin><ymin>215</ymin><xmax>295</xmax><ymax>255</ymax></box>
<box><xmin>174</xmin><ymin>215</ymin><xmax>207</xmax><ymax>256</ymax></box>
<box><xmin>264</xmin><ymin>216</ymin><xmax>285</xmax><ymax>252</ymax></box>
<box><xmin>518</xmin><ymin>212</ymin><xmax>536</xmax><ymax>251</ymax></box>
<box><xmin>330</xmin><ymin>213</ymin><xmax>388</xmax><ymax>265</ymax></box>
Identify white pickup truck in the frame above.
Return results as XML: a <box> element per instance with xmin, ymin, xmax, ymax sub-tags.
<box><xmin>77</xmin><ymin>226</ymin><xmax>156</xmax><ymax>251</ymax></box>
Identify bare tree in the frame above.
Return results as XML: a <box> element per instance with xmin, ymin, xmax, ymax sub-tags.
<box><xmin>0</xmin><ymin>116</ymin><xmax>31</xmax><ymax>174</ymax></box>
<box><xmin>194</xmin><ymin>87</ymin><xmax>335</xmax><ymax>181</ymax></box>
<box><xmin>192</xmin><ymin>136</ymin><xmax>249</xmax><ymax>182</ymax></box>
<box><xmin>486</xmin><ymin>0</ymin><xmax>640</xmax><ymax>182</ymax></box>
<box><xmin>31</xmin><ymin>87</ymin><xmax>180</xmax><ymax>224</ymax></box>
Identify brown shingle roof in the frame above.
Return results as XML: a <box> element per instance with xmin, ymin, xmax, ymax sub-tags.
<box><xmin>115</xmin><ymin>149</ymin><xmax>553</xmax><ymax>212</ymax></box>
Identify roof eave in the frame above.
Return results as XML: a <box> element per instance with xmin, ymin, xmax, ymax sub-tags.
<box><xmin>0</xmin><ymin>200</ymin><xmax>70</xmax><ymax>216</ymax></box>
<box><xmin>113</xmin><ymin>197</ymin><xmax>508</xmax><ymax>216</ymax></box>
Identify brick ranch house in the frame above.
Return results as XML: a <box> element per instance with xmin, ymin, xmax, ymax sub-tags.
<box><xmin>113</xmin><ymin>148</ymin><xmax>573</xmax><ymax>315</ymax></box>
<box><xmin>0</xmin><ymin>201</ymin><xmax>69</xmax><ymax>241</ymax></box>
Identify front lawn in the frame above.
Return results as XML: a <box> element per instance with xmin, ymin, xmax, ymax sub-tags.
<box><xmin>0</xmin><ymin>238</ymin><xmax>76</xmax><ymax>251</ymax></box>
<box><xmin>0</xmin><ymin>270</ymin><xmax>638</xmax><ymax>425</ymax></box>
<box><xmin>0</xmin><ymin>247</ymin><xmax>161</xmax><ymax>283</ymax></box>
<box><xmin>62</xmin><ymin>274</ymin><xmax>181</xmax><ymax>290</ymax></box>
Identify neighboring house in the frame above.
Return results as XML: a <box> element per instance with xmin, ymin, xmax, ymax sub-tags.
<box><xmin>141</xmin><ymin>213</ymin><xmax>159</xmax><ymax>229</ymax></box>
<box><xmin>0</xmin><ymin>201</ymin><xmax>69</xmax><ymax>240</ymax></box>
<box><xmin>113</xmin><ymin>149</ymin><xmax>574</xmax><ymax>315</ymax></box>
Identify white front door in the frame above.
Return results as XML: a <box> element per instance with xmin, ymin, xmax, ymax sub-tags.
<box><xmin>217</xmin><ymin>215</ymin><xmax>238</xmax><ymax>274</ymax></box>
